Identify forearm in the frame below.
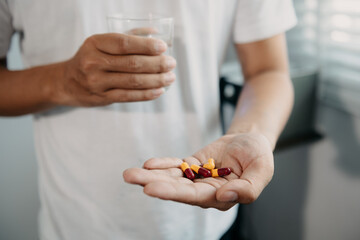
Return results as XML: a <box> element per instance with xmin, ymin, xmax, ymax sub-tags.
<box><xmin>0</xmin><ymin>62</ymin><xmax>64</xmax><ymax>116</ymax></box>
<box><xmin>227</xmin><ymin>70</ymin><xmax>294</xmax><ymax>149</ymax></box>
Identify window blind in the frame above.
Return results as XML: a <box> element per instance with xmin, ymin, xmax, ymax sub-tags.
<box><xmin>288</xmin><ymin>0</ymin><xmax>360</xmax><ymax>116</ymax></box>
<box><xmin>287</xmin><ymin>0</ymin><xmax>319</xmax><ymax>76</ymax></box>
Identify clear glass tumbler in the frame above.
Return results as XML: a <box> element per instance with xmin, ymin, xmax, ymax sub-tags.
<box><xmin>107</xmin><ymin>13</ymin><xmax>174</xmax><ymax>56</ymax></box>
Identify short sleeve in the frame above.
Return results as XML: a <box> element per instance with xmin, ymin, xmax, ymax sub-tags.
<box><xmin>233</xmin><ymin>0</ymin><xmax>297</xmax><ymax>43</ymax></box>
<box><xmin>0</xmin><ymin>0</ymin><xmax>14</xmax><ymax>58</ymax></box>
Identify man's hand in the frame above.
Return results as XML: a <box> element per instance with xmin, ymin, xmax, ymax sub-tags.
<box><xmin>0</xmin><ymin>33</ymin><xmax>176</xmax><ymax>116</ymax></box>
<box><xmin>58</xmin><ymin>33</ymin><xmax>176</xmax><ymax>106</ymax></box>
<box><xmin>123</xmin><ymin>133</ymin><xmax>274</xmax><ymax>211</ymax></box>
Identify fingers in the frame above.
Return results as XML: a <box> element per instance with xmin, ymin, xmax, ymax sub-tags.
<box><xmin>183</xmin><ymin>156</ymin><xmax>202</xmax><ymax>166</ymax></box>
<box><xmin>143</xmin><ymin>181</ymin><xmax>216</xmax><ymax>205</ymax></box>
<box><xmin>100</xmin><ymin>71</ymin><xmax>175</xmax><ymax>91</ymax></box>
<box><xmin>104</xmin><ymin>87</ymin><xmax>165</xmax><ymax>102</ymax></box>
<box><xmin>62</xmin><ymin>33</ymin><xmax>176</xmax><ymax>107</ymax></box>
<box><xmin>123</xmin><ymin>163</ymin><xmax>237</xmax><ymax>210</ymax></box>
<box><xmin>123</xmin><ymin>168</ymin><xmax>187</xmax><ymax>186</ymax></box>
<box><xmin>91</xmin><ymin>33</ymin><xmax>167</xmax><ymax>55</ymax></box>
<box><xmin>216</xmin><ymin>159</ymin><xmax>273</xmax><ymax>204</ymax></box>
<box><xmin>123</xmin><ymin>166</ymin><xmax>217</xmax><ymax>206</ymax></box>
<box><xmin>142</xmin><ymin>156</ymin><xmax>201</xmax><ymax>170</ymax></box>
<box><xmin>143</xmin><ymin>157</ymin><xmax>183</xmax><ymax>169</ymax></box>
<box><xmin>144</xmin><ymin>181</ymin><xmax>235</xmax><ymax>211</ymax></box>
<box><xmin>216</xmin><ymin>179</ymin><xmax>256</xmax><ymax>203</ymax></box>
<box><xmin>103</xmin><ymin>54</ymin><xmax>176</xmax><ymax>73</ymax></box>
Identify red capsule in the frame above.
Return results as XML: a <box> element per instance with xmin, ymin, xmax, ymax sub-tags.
<box><xmin>211</xmin><ymin>168</ymin><xmax>231</xmax><ymax>177</ymax></box>
<box><xmin>190</xmin><ymin>165</ymin><xmax>212</xmax><ymax>178</ymax></box>
<box><xmin>181</xmin><ymin>162</ymin><xmax>195</xmax><ymax>180</ymax></box>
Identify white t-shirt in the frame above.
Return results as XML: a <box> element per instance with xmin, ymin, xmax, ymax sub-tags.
<box><xmin>0</xmin><ymin>1</ymin><xmax>296</xmax><ymax>239</ymax></box>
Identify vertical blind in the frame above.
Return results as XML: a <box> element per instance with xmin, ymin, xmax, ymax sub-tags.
<box><xmin>287</xmin><ymin>0</ymin><xmax>318</xmax><ymax>75</ymax></box>
<box><xmin>288</xmin><ymin>0</ymin><xmax>360</xmax><ymax>116</ymax></box>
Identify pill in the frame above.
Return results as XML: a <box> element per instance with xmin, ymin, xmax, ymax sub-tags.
<box><xmin>203</xmin><ymin>158</ymin><xmax>215</xmax><ymax>170</ymax></box>
<box><xmin>181</xmin><ymin>162</ymin><xmax>195</xmax><ymax>180</ymax></box>
<box><xmin>211</xmin><ymin>168</ymin><xmax>231</xmax><ymax>177</ymax></box>
<box><xmin>190</xmin><ymin>164</ymin><xmax>212</xmax><ymax>178</ymax></box>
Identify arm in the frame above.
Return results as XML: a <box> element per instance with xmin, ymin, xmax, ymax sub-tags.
<box><xmin>228</xmin><ymin>33</ymin><xmax>293</xmax><ymax>149</ymax></box>
<box><xmin>123</xmin><ymin>33</ymin><xmax>293</xmax><ymax>210</ymax></box>
<box><xmin>0</xmin><ymin>34</ymin><xmax>176</xmax><ymax>116</ymax></box>
<box><xmin>0</xmin><ymin>59</ymin><xmax>65</xmax><ymax>116</ymax></box>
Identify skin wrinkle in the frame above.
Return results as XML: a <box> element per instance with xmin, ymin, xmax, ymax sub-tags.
<box><xmin>195</xmin><ymin>177</ymin><xmax>227</xmax><ymax>190</ymax></box>
<box><xmin>223</xmin><ymin>172</ymin><xmax>241</xmax><ymax>182</ymax></box>
<box><xmin>117</xmin><ymin>35</ymin><xmax>130</xmax><ymax>54</ymax></box>
<box><xmin>96</xmin><ymin>53</ymin><xmax>113</xmax><ymax>72</ymax></box>
<box><xmin>127</xmin><ymin>73</ymin><xmax>142</xmax><ymax>88</ymax></box>
<box><xmin>230</xmin><ymin>136</ymin><xmax>266</xmax><ymax>165</ymax></box>
<box><xmin>227</xmin><ymin>143</ymin><xmax>251</xmax><ymax>172</ymax></box>
<box><xmin>164</xmin><ymin>168</ymin><xmax>182</xmax><ymax>177</ymax></box>
<box><xmin>193</xmin><ymin>184</ymin><xmax>204</xmax><ymax>205</ymax></box>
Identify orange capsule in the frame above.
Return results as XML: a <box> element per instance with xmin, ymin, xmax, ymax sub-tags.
<box><xmin>191</xmin><ymin>165</ymin><xmax>212</xmax><ymax>178</ymax></box>
<box><xmin>203</xmin><ymin>158</ymin><xmax>215</xmax><ymax>170</ymax></box>
<box><xmin>181</xmin><ymin>162</ymin><xmax>195</xmax><ymax>180</ymax></box>
<box><xmin>211</xmin><ymin>168</ymin><xmax>231</xmax><ymax>177</ymax></box>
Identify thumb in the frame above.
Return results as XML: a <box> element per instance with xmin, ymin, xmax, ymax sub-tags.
<box><xmin>216</xmin><ymin>179</ymin><xmax>259</xmax><ymax>204</ymax></box>
<box><xmin>216</xmin><ymin>160</ymin><xmax>273</xmax><ymax>204</ymax></box>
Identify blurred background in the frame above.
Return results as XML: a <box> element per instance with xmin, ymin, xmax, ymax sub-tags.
<box><xmin>1</xmin><ymin>0</ymin><xmax>360</xmax><ymax>239</ymax></box>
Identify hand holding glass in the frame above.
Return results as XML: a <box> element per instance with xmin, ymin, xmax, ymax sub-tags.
<box><xmin>107</xmin><ymin>14</ymin><xmax>175</xmax><ymax>92</ymax></box>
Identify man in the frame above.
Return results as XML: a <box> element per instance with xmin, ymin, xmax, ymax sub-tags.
<box><xmin>0</xmin><ymin>0</ymin><xmax>296</xmax><ymax>239</ymax></box>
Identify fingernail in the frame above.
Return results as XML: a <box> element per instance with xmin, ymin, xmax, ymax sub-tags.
<box><xmin>165</xmin><ymin>72</ymin><xmax>175</xmax><ymax>84</ymax></box>
<box><xmin>152</xmin><ymin>88</ymin><xmax>165</xmax><ymax>96</ymax></box>
<box><xmin>155</xmin><ymin>40</ymin><xmax>167</xmax><ymax>53</ymax></box>
<box><xmin>219</xmin><ymin>191</ymin><xmax>238</xmax><ymax>202</ymax></box>
<box><xmin>166</xmin><ymin>56</ymin><xmax>176</xmax><ymax>69</ymax></box>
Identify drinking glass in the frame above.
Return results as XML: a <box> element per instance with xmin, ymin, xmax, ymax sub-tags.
<box><xmin>107</xmin><ymin>13</ymin><xmax>174</xmax><ymax>56</ymax></box>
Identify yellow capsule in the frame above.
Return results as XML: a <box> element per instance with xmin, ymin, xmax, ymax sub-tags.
<box><xmin>211</xmin><ymin>169</ymin><xmax>219</xmax><ymax>177</ymax></box>
<box><xmin>181</xmin><ymin>162</ymin><xmax>195</xmax><ymax>180</ymax></box>
<box><xmin>181</xmin><ymin>162</ymin><xmax>190</xmax><ymax>172</ymax></box>
<box><xmin>203</xmin><ymin>158</ymin><xmax>215</xmax><ymax>170</ymax></box>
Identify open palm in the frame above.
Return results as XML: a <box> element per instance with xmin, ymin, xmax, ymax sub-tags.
<box><xmin>123</xmin><ymin>133</ymin><xmax>274</xmax><ymax>210</ymax></box>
